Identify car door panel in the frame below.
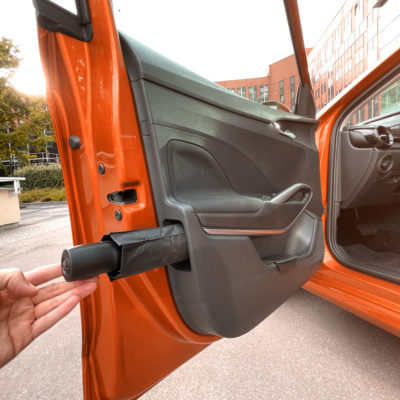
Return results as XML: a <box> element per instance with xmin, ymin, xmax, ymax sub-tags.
<box><xmin>34</xmin><ymin>2</ymin><xmax>219</xmax><ymax>399</ymax></box>
<box><xmin>34</xmin><ymin>0</ymin><xmax>324</xmax><ymax>397</ymax></box>
<box><xmin>120</xmin><ymin>35</ymin><xmax>324</xmax><ymax>337</ymax></box>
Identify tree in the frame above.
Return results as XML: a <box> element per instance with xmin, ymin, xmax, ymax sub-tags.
<box><xmin>0</xmin><ymin>37</ymin><xmax>24</xmax><ymax>131</ymax></box>
<box><xmin>0</xmin><ymin>37</ymin><xmax>54</xmax><ymax>174</ymax></box>
<box><xmin>14</xmin><ymin>96</ymin><xmax>55</xmax><ymax>153</ymax></box>
<box><xmin>0</xmin><ymin>37</ymin><xmax>20</xmax><ymax>71</ymax></box>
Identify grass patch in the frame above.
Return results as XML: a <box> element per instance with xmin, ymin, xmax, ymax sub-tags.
<box><xmin>19</xmin><ymin>187</ymin><xmax>66</xmax><ymax>203</ymax></box>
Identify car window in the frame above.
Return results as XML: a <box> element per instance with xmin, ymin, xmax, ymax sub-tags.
<box><xmin>46</xmin><ymin>0</ymin><xmax>77</xmax><ymax>14</ymax></box>
<box><xmin>112</xmin><ymin>0</ymin><xmax>300</xmax><ymax>112</ymax></box>
<box><xmin>342</xmin><ymin>74</ymin><xmax>400</xmax><ymax>128</ymax></box>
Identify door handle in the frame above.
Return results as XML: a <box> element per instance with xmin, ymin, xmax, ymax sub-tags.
<box><xmin>269</xmin><ymin>183</ymin><xmax>312</xmax><ymax>204</ymax></box>
<box><xmin>200</xmin><ymin>183</ymin><xmax>312</xmax><ymax>236</ymax></box>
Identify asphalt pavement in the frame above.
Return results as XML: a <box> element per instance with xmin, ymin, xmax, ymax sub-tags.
<box><xmin>1</xmin><ymin>203</ymin><xmax>400</xmax><ymax>399</ymax></box>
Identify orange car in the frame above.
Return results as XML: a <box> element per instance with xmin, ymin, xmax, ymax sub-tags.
<box><xmin>33</xmin><ymin>0</ymin><xmax>400</xmax><ymax>398</ymax></box>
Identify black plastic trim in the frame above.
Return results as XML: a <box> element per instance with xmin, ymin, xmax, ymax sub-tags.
<box><xmin>119</xmin><ymin>33</ymin><xmax>318</xmax><ymax>127</ymax></box>
<box><xmin>33</xmin><ymin>0</ymin><xmax>93</xmax><ymax>42</ymax></box>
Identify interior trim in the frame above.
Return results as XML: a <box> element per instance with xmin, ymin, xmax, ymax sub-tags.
<box><xmin>203</xmin><ymin>227</ymin><xmax>286</xmax><ymax>236</ymax></box>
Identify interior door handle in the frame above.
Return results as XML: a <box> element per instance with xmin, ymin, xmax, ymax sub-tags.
<box><xmin>270</xmin><ymin>183</ymin><xmax>312</xmax><ymax>204</ymax></box>
<box><xmin>200</xmin><ymin>183</ymin><xmax>313</xmax><ymax>236</ymax></box>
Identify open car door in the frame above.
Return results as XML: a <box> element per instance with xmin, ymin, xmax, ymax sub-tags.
<box><xmin>33</xmin><ymin>0</ymin><xmax>324</xmax><ymax>398</ymax></box>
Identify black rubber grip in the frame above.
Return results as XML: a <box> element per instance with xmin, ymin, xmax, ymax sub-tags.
<box><xmin>61</xmin><ymin>241</ymin><xmax>120</xmax><ymax>282</ymax></box>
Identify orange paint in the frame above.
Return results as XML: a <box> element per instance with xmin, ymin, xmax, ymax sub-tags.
<box><xmin>304</xmin><ymin>47</ymin><xmax>400</xmax><ymax>338</ymax></box>
<box><xmin>37</xmin><ymin>0</ymin><xmax>218</xmax><ymax>398</ymax></box>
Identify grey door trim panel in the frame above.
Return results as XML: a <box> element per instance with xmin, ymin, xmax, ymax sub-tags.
<box><xmin>120</xmin><ymin>35</ymin><xmax>325</xmax><ymax>337</ymax></box>
<box><xmin>199</xmin><ymin>184</ymin><xmax>313</xmax><ymax>233</ymax></box>
<box><xmin>202</xmin><ymin>190</ymin><xmax>312</xmax><ymax>236</ymax></box>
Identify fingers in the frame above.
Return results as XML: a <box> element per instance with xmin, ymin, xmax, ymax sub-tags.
<box><xmin>32</xmin><ymin>276</ymin><xmax>99</xmax><ymax>305</ymax></box>
<box><xmin>25</xmin><ymin>264</ymin><xmax>62</xmax><ymax>287</ymax></box>
<box><xmin>0</xmin><ymin>268</ymin><xmax>38</xmax><ymax>297</ymax></box>
<box><xmin>32</xmin><ymin>295</ymin><xmax>80</xmax><ymax>339</ymax></box>
<box><xmin>34</xmin><ymin>281</ymin><xmax>98</xmax><ymax>320</ymax></box>
<box><xmin>32</xmin><ymin>281</ymin><xmax>98</xmax><ymax>339</ymax></box>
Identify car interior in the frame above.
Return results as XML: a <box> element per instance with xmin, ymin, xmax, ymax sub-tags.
<box><xmin>328</xmin><ymin>73</ymin><xmax>400</xmax><ymax>283</ymax></box>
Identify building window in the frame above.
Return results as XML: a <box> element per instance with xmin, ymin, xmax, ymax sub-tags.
<box><xmin>260</xmin><ymin>85</ymin><xmax>269</xmax><ymax>102</ymax></box>
<box><xmin>327</xmin><ymin>37</ymin><xmax>333</xmax><ymax>57</ymax></box>
<box><xmin>368</xmin><ymin>96</ymin><xmax>379</xmax><ymax>119</ymax></box>
<box><xmin>279</xmin><ymin>80</ymin><xmax>284</xmax><ymax>103</ymax></box>
<box><xmin>290</xmin><ymin>76</ymin><xmax>295</xmax><ymax>110</ymax></box>
<box><xmin>381</xmin><ymin>81</ymin><xmax>400</xmax><ymax>114</ymax></box>
<box><xmin>227</xmin><ymin>88</ymin><xmax>235</xmax><ymax>93</ymax></box>
<box><xmin>328</xmin><ymin>83</ymin><xmax>334</xmax><ymax>102</ymax></box>
<box><xmin>356</xmin><ymin>107</ymin><xmax>365</xmax><ymax>123</ymax></box>
<box><xmin>237</xmin><ymin>87</ymin><xmax>246</xmax><ymax>97</ymax></box>
<box><xmin>248</xmin><ymin>86</ymin><xmax>257</xmax><ymax>101</ymax></box>
<box><xmin>335</xmin><ymin>25</ymin><xmax>342</xmax><ymax>48</ymax></box>
<box><xmin>354</xmin><ymin>0</ymin><xmax>363</xmax><ymax>26</ymax></box>
<box><xmin>315</xmin><ymin>88</ymin><xmax>320</xmax><ymax>99</ymax></box>
<box><xmin>344</xmin><ymin>11</ymin><xmax>352</xmax><ymax>38</ymax></box>
<box><xmin>335</xmin><ymin>68</ymin><xmax>342</xmax><ymax>82</ymax></box>
<box><xmin>321</xmin><ymin>82</ymin><xmax>327</xmax><ymax>94</ymax></box>
<box><xmin>368</xmin><ymin>36</ymin><xmax>378</xmax><ymax>66</ymax></box>
<box><xmin>344</xmin><ymin>58</ymin><xmax>352</xmax><ymax>73</ymax></box>
<box><xmin>355</xmin><ymin>48</ymin><xmax>364</xmax><ymax>64</ymax></box>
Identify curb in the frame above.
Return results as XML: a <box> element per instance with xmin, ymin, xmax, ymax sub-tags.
<box><xmin>20</xmin><ymin>201</ymin><xmax>68</xmax><ymax>209</ymax></box>
<box><xmin>0</xmin><ymin>222</ymin><xmax>20</xmax><ymax>233</ymax></box>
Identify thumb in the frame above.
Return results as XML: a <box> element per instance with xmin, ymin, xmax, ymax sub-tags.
<box><xmin>0</xmin><ymin>269</ymin><xmax>38</xmax><ymax>297</ymax></box>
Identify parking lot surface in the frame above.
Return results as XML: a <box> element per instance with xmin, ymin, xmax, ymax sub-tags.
<box><xmin>1</xmin><ymin>203</ymin><xmax>400</xmax><ymax>399</ymax></box>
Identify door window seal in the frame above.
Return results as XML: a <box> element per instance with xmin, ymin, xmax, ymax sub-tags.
<box><xmin>33</xmin><ymin>0</ymin><xmax>93</xmax><ymax>42</ymax></box>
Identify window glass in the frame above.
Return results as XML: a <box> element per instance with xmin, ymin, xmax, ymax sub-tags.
<box><xmin>260</xmin><ymin>85</ymin><xmax>269</xmax><ymax>102</ymax></box>
<box><xmin>342</xmin><ymin>76</ymin><xmax>400</xmax><ymax>127</ymax></box>
<box><xmin>335</xmin><ymin>67</ymin><xmax>342</xmax><ymax>81</ymax></box>
<box><xmin>237</xmin><ymin>87</ymin><xmax>246</xmax><ymax>98</ymax></box>
<box><xmin>112</xmin><ymin>0</ymin><xmax>300</xmax><ymax>112</ymax></box>
<box><xmin>290</xmin><ymin>76</ymin><xmax>295</xmax><ymax>110</ymax></box>
<box><xmin>49</xmin><ymin>0</ymin><xmax>77</xmax><ymax>14</ymax></box>
<box><xmin>344</xmin><ymin>12</ymin><xmax>352</xmax><ymax>39</ymax></box>
<box><xmin>248</xmin><ymin>86</ymin><xmax>258</xmax><ymax>101</ymax></box>
<box><xmin>279</xmin><ymin>80</ymin><xmax>284</xmax><ymax>103</ymax></box>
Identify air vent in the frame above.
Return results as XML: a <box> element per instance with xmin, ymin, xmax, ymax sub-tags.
<box><xmin>379</xmin><ymin>155</ymin><xmax>393</xmax><ymax>174</ymax></box>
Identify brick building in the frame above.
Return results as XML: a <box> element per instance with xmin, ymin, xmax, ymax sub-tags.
<box><xmin>308</xmin><ymin>0</ymin><xmax>400</xmax><ymax>114</ymax></box>
<box><xmin>217</xmin><ymin>0</ymin><xmax>400</xmax><ymax>119</ymax></box>
<box><xmin>216</xmin><ymin>51</ymin><xmax>312</xmax><ymax>112</ymax></box>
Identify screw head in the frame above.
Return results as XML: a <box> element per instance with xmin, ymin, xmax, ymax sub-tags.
<box><xmin>98</xmin><ymin>164</ymin><xmax>105</xmax><ymax>175</ymax></box>
<box><xmin>68</xmin><ymin>135</ymin><xmax>81</xmax><ymax>150</ymax></box>
<box><xmin>115</xmin><ymin>210</ymin><xmax>122</xmax><ymax>221</ymax></box>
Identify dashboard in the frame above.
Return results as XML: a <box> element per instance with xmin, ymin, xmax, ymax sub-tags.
<box><xmin>340</xmin><ymin>114</ymin><xmax>400</xmax><ymax>209</ymax></box>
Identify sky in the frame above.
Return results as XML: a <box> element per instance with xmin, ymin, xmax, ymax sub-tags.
<box><xmin>0</xmin><ymin>0</ymin><xmax>344</xmax><ymax>95</ymax></box>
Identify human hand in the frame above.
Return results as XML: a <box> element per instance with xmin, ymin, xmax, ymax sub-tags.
<box><xmin>0</xmin><ymin>264</ymin><xmax>98</xmax><ymax>368</ymax></box>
